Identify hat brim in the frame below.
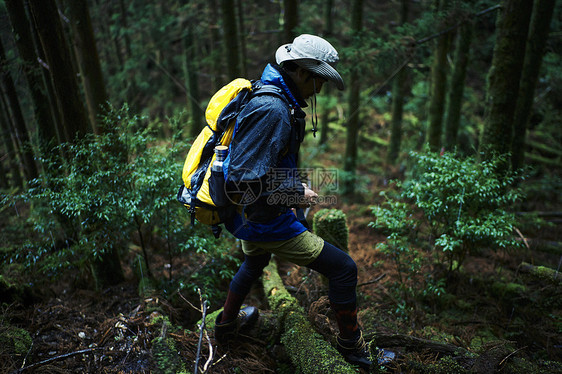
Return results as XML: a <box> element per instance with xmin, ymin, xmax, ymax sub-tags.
<box><xmin>276</xmin><ymin>44</ymin><xmax>345</xmax><ymax>91</ymax></box>
<box><xmin>294</xmin><ymin>59</ymin><xmax>345</xmax><ymax>91</ymax></box>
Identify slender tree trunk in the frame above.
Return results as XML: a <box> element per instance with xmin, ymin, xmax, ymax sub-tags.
<box><xmin>89</xmin><ymin>0</ymin><xmax>113</xmax><ymax>75</ymax></box>
<box><xmin>92</xmin><ymin>0</ymin><xmax>124</xmax><ymax>74</ymax></box>
<box><xmin>387</xmin><ymin>0</ymin><xmax>410</xmax><ymax>163</ymax></box>
<box><xmin>221</xmin><ymin>0</ymin><xmax>241</xmax><ymax>81</ymax></box>
<box><xmin>444</xmin><ymin>21</ymin><xmax>473</xmax><ymax>151</ymax></box>
<box><xmin>209</xmin><ymin>0</ymin><xmax>223</xmax><ymax>91</ymax></box>
<box><xmin>323</xmin><ymin>0</ymin><xmax>334</xmax><ymax>37</ymax></box>
<box><xmin>511</xmin><ymin>0</ymin><xmax>556</xmax><ymax>171</ymax></box>
<box><xmin>0</xmin><ymin>154</ymin><xmax>7</xmax><ymax>189</ymax></box>
<box><xmin>65</xmin><ymin>0</ymin><xmax>109</xmax><ymax>134</ymax></box>
<box><xmin>319</xmin><ymin>0</ymin><xmax>334</xmax><ymax>145</ymax></box>
<box><xmin>426</xmin><ymin>0</ymin><xmax>452</xmax><ymax>152</ymax></box>
<box><xmin>0</xmin><ymin>38</ymin><xmax>39</xmax><ymax>182</ymax></box>
<box><xmin>184</xmin><ymin>24</ymin><xmax>204</xmax><ymax>138</ymax></box>
<box><xmin>29</xmin><ymin>13</ymin><xmax>64</xmax><ymax>143</ymax></box>
<box><xmin>479</xmin><ymin>0</ymin><xmax>534</xmax><ymax>168</ymax></box>
<box><xmin>343</xmin><ymin>0</ymin><xmax>363</xmax><ymax>196</ymax></box>
<box><xmin>283</xmin><ymin>0</ymin><xmax>298</xmax><ymax>42</ymax></box>
<box><xmin>388</xmin><ymin>70</ymin><xmax>406</xmax><ymax>162</ymax></box>
<box><xmin>236</xmin><ymin>0</ymin><xmax>248</xmax><ymax>77</ymax></box>
<box><xmin>28</xmin><ymin>0</ymin><xmax>92</xmax><ymax>141</ymax></box>
<box><xmin>4</xmin><ymin>0</ymin><xmax>58</xmax><ymax>151</ymax></box>
<box><xmin>0</xmin><ymin>92</ymin><xmax>23</xmax><ymax>188</ymax></box>
<box><xmin>118</xmin><ymin>0</ymin><xmax>132</xmax><ymax>58</ymax></box>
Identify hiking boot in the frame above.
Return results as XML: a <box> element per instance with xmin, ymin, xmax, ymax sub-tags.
<box><xmin>214</xmin><ymin>306</ymin><xmax>259</xmax><ymax>342</ymax></box>
<box><xmin>336</xmin><ymin>332</ymin><xmax>373</xmax><ymax>369</ymax></box>
<box><xmin>374</xmin><ymin>347</ymin><xmax>396</xmax><ymax>367</ymax></box>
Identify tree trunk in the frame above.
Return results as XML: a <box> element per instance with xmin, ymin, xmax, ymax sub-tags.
<box><xmin>426</xmin><ymin>0</ymin><xmax>452</xmax><ymax>152</ymax></box>
<box><xmin>28</xmin><ymin>0</ymin><xmax>92</xmax><ymax>141</ymax></box>
<box><xmin>387</xmin><ymin>0</ymin><xmax>410</xmax><ymax>163</ymax></box>
<box><xmin>29</xmin><ymin>12</ymin><xmax>64</xmax><ymax>143</ymax></box>
<box><xmin>388</xmin><ymin>70</ymin><xmax>406</xmax><ymax>162</ymax></box>
<box><xmin>0</xmin><ymin>38</ymin><xmax>39</xmax><ymax>182</ymax></box>
<box><xmin>343</xmin><ymin>0</ymin><xmax>363</xmax><ymax>196</ymax></box>
<box><xmin>479</xmin><ymin>0</ymin><xmax>534</xmax><ymax>168</ymax></box>
<box><xmin>65</xmin><ymin>0</ymin><xmax>109</xmax><ymax>134</ymax></box>
<box><xmin>4</xmin><ymin>0</ymin><xmax>58</xmax><ymax>150</ymax></box>
<box><xmin>0</xmin><ymin>92</ymin><xmax>24</xmax><ymax>188</ymax></box>
<box><xmin>209</xmin><ymin>0</ymin><xmax>223</xmax><ymax>91</ymax></box>
<box><xmin>444</xmin><ymin>21</ymin><xmax>473</xmax><ymax>151</ymax></box>
<box><xmin>236</xmin><ymin>0</ymin><xmax>248</xmax><ymax>77</ymax></box>
<box><xmin>319</xmin><ymin>0</ymin><xmax>334</xmax><ymax>146</ymax></box>
<box><xmin>220</xmin><ymin>0</ymin><xmax>241</xmax><ymax>81</ymax></box>
<box><xmin>511</xmin><ymin>0</ymin><xmax>556</xmax><ymax>171</ymax></box>
<box><xmin>282</xmin><ymin>0</ymin><xmax>298</xmax><ymax>43</ymax></box>
<box><xmin>184</xmin><ymin>24</ymin><xmax>204</xmax><ymax>138</ymax></box>
<box><xmin>118</xmin><ymin>0</ymin><xmax>132</xmax><ymax>58</ymax></box>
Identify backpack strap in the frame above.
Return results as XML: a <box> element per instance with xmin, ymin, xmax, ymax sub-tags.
<box><xmin>251</xmin><ymin>82</ymin><xmax>288</xmax><ymax>103</ymax></box>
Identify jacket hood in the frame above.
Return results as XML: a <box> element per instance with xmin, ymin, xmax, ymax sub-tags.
<box><xmin>260</xmin><ymin>64</ymin><xmax>307</xmax><ymax>108</ymax></box>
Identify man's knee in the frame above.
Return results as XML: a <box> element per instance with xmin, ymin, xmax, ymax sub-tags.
<box><xmin>338</xmin><ymin>255</ymin><xmax>358</xmax><ymax>286</ymax></box>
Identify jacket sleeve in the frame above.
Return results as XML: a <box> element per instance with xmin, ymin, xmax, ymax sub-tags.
<box><xmin>226</xmin><ymin>95</ymin><xmax>304</xmax><ymax>205</ymax></box>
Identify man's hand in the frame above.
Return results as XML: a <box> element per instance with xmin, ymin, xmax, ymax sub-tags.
<box><xmin>300</xmin><ymin>183</ymin><xmax>318</xmax><ymax>208</ymax></box>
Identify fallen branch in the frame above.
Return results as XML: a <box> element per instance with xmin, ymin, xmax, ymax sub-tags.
<box><xmin>194</xmin><ymin>300</ymin><xmax>208</xmax><ymax>374</ymax></box>
<box><xmin>357</xmin><ymin>273</ymin><xmax>387</xmax><ymax>287</ymax></box>
<box><xmin>12</xmin><ymin>347</ymin><xmax>101</xmax><ymax>374</ymax></box>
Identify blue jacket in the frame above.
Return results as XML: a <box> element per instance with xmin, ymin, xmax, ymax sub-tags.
<box><xmin>223</xmin><ymin>64</ymin><xmax>308</xmax><ymax>241</ymax></box>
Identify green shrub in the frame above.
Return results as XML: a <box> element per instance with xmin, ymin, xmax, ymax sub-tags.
<box><xmin>371</xmin><ymin>151</ymin><xmax>523</xmax><ymax>305</ymax></box>
<box><xmin>9</xmin><ymin>105</ymin><xmax>188</xmax><ymax>283</ymax></box>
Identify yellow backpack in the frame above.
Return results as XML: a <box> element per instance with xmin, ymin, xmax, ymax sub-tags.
<box><xmin>177</xmin><ymin>79</ymin><xmax>284</xmax><ymax>236</ymax></box>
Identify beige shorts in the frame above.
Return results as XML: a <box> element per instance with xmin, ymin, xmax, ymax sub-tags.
<box><xmin>241</xmin><ymin>230</ymin><xmax>325</xmax><ymax>266</ymax></box>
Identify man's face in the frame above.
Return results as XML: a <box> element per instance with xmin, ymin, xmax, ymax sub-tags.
<box><xmin>296</xmin><ymin>69</ymin><xmax>327</xmax><ymax>99</ymax></box>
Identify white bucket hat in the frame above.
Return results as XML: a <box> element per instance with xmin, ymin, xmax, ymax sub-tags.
<box><xmin>275</xmin><ymin>34</ymin><xmax>345</xmax><ymax>90</ymax></box>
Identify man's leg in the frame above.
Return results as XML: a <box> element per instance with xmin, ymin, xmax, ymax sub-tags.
<box><xmin>216</xmin><ymin>252</ymin><xmax>271</xmax><ymax>338</ymax></box>
<box><xmin>306</xmin><ymin>241</ymin><xmax>375</xmax><ymax>368</ymax></box>
<box><xmin>306</xmin><ymin>241</ymin><xmax>360</xmax><ymax>338</ymax></box>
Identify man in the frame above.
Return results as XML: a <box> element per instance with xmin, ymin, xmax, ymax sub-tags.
<box><xmin>215</xmin><ymin>34</ymin><xmax>385</xmax><ymax>369</ymax></box>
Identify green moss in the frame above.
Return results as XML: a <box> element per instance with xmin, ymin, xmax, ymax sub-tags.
<box><xmin>151</xmin><ymin>336</ymin><xmax>189</xmax><ymax>374</ymax></box>
<box><xmin>0</xmin><ymin>325</ymin><xmax>32</xmax><ymax>360</ymax></box>
<box><xmin>533</xmin><ymin>265</ymin><xmax>562</xmax><ymax>285</ymax></box>
<box><xmin>504</xmin><ymin>358</ymin><xmax>562</xmax><ymax>374</ymax></box>
<box><xmin>491</xmin><ymin>281</ymin><xmax>526</xmax><ymax>299</ymax></box>
<box><xmin>469</xmin><ymin>329</ymin><xmax>498</xmax><ymax>352</ymax></box>
<box><xmin>417</xmin><ymin>355</ymin><xmax>468</xmax><ymax>374</ymax></box>
<box><xmin>313</xmin><ymin>209</ymin><xmax>349</xmax><ymax>252</ymax></box>
<box><xmin>281</xmin><ymin>311</ymin><xmax>356</xmax><ymax>374</ymax></box>
<box><xmin>263</xmin><ymin>261</ymin><xmax>357</xmax><ymax>373</ymax></box>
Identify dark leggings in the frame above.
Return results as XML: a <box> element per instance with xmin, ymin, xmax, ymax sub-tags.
<box><xmin>229</xmin><ymin>241</ymin><xmax>357</xmax><ymax>305</ymax></box>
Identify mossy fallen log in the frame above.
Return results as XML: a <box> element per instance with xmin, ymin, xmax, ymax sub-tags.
<box><xmin>519</xmin><ymin>262</ymin><xmax>562</xmax><ymax>286</ymax></box>
<box><xmin>262</xmin><ymin>259</ymin><xmax>358</xmax><ymax>374</ymax></box>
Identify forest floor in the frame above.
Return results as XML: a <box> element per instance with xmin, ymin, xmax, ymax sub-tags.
<box><xmin>1</xmin><ymin>183</ymin><xmax>562</xmax><ymax>373</ymax></box>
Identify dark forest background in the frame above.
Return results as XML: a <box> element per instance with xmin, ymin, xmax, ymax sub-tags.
<box><xmin>0</xmin><ymin>0</ymin><xmax>561</xmax><ymax>373</ymax></box>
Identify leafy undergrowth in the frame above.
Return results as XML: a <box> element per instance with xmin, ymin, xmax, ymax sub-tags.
<box><xmin>2</xmin><ymin>200</ymin><xmax>561</xmax><ymax>373</ymax></box>
<box><xmin>1</xmin><ymin>170</ymin><xmax>562</xmax><ymax>373</ymax></box>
